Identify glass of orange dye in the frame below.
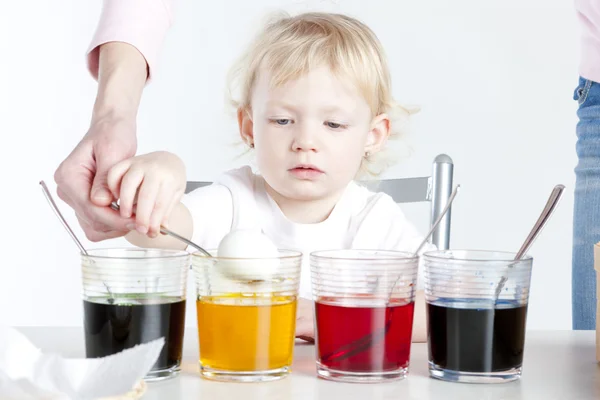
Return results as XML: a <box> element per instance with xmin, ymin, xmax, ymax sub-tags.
<box><xmin>191</xmin><ymin>250</ymin><xmax>302</xmax><ymax>382</ymax></box>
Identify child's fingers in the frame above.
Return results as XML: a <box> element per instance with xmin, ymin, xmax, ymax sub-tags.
<box><xmin>134</xmin><ymin>177</ymin><xmax>160</xmax><ymax>235</ymax></box>
<box><xmin>106</xmin><ymin>159</ymin><xmax>132</xmax><ymax>205</ymax></box>
<box><xmin>294</xmin><ymin>317</ymin><xmax>315</xmax><ymax>341</ymax></box>
<box><xmin>148</xmin><ymin>184</ymin><xmax>172</xmax><ymax>237</ymax></box>
<box><xmin>119</xmin><ymin>167</ymin><xmax>145</xmax><ymax>219</ymax></box>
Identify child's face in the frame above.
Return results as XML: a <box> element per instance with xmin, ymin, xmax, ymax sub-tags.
<box><xmin>239</xmin><ymin>66</ymin><xmax>389</xmax><ymax>202</ymax></box>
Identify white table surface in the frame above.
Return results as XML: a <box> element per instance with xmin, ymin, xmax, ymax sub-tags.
<box><xmin>16</xmin><ymin>327</ymin><xmax>600</xmax><ymax>400</ymax></box>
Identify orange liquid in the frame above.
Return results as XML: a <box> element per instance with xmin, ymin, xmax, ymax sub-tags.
<box><xmin>196</xmin><ymin>295</ymin><xmax>297</xmax><ymax>371</ymax></box>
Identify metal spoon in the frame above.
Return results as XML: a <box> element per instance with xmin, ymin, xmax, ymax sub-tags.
<box><xmin>321</xmin><ymin>185</ymin><xmax>461</xmax><ymax>362</ymax></box>
<box><xmin>40</xmin><ymin>181</ymin><xmax>88</xmax><ymax>255</ymax></box>
<box><xmin>386</xmin><ymin>184</ymin><xmax>461</xmax><ymax>303</ymax></box>
<box><xmin>494</xmin><ymin>184</ymin><xmax>565</xmax><ymax>299</ymax></box>
<box><xmin>39</xmin><ymin>181</ymin><xmax>115</xmax><ymax>302</ymax></box>
<box><xmin>413</xmin><ymin>184</ymin><xmax>461</xmax><ymax>257</ymax></box>
<box><xmin>109</xmin><ymin>202</ymin><xmax>211</xmax><ymax>257</ymax></box>
<box><xmin>513</xmin><ymin>184</ymin><xmax>565</xmax><ymax>260</ymax></box>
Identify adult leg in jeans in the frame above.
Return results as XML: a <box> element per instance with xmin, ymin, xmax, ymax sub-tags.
<box><xmin>572</xmin><ymin>77</ymin><xmax>600</xmax><ymax>330</ymax></box>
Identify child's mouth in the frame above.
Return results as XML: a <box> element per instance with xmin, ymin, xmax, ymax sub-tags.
<box><xmin>289</xmin><ymin>165</ymin><xmax>324</xmax><ymax>179</ymax></box>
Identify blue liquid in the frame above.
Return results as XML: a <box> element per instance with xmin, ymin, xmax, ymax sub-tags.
<box><xmin>427</xmin><ymin>298</ymin><xmax>527</xmax><ymax>372</ymax></box>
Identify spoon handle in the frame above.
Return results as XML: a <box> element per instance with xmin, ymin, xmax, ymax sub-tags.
<box><xmin>109</xmin><ymin>202</ymin><xmax>211</xmax><ymax>256</ymax></box>
<box><xmin>413</xmin><ymin>184</ymin><xmax>461</xmax><ymax>255</ymax></box>
<box><xmin>514</xmin><ymin>184</ymin><xmax>565</xmax><ymax>260</ymax></box>
<box><xmin>39</xmin><ymin>181</ymin><xmax>88</xmax><ymax>255</ymax></box>
<box><xmin>160</xmin><ymin>226</ymin><xmax>211</xmax><ymax>257</ymax></box>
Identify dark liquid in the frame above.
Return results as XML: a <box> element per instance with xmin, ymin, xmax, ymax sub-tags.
<box><xmin>315</xmin><ymin>299</ymin><xmax>415</xmax><ymax>372</ymax></box>
<box><xmin>83</xmin><ymin>298</ymin><xmax>186</xmax><ymax>370</ymax></box>
<box><xmin>427</xmin><ymin>300</ymin><xmax>527</xmax><ymax>373</ymax></box>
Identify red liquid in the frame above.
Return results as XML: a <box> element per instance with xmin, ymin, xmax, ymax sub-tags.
<box><xmin>315</xmin><ymin>299</ymin><xmax>415</xmax><ymax>372</ymax></box>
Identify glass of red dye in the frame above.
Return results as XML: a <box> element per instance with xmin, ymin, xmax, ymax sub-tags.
<box><xmin>309</xmin><ymin>250</ymin><xmax>419</xmax><ymax>383</ymax></box>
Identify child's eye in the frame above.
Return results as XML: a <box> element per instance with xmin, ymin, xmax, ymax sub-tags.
<box><xmin>325</xmin><ymin>121</ymin><xmax>347</xmax><ymax>129</ymax></box>
<box><xmin>270</xmin><ymin>118</ymin><xmax>292</xmax><ymax>126</ymax></box>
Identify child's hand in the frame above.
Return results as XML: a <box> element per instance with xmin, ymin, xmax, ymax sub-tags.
<box><xmin>295</xmin><ymin>298</ymin><xmax>315</xmax><ymax>343</ymax></box>
<box><xmin>107</xmin><ymin>151</ymin><xmax>186</xmax><ymax>237</ymax></box>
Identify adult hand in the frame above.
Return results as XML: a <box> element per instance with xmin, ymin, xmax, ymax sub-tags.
<box><xmin>54</xmin><ymin>42</ymin><xmax>148</xmax><ymax>241</ymax></box>
<box><xmin>54</xmin><ymin>115</ymin><xmax>137</xmax><ymax>241</ymax></box>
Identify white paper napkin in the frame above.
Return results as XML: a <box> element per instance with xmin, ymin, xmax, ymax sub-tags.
<box><xmin>0</xmin><ymin>326</ymin><xmax>164</xmax><ymax>400</ymax></box>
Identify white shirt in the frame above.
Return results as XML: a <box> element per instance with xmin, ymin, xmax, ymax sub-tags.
<box><xmin>181</xmin><ymin>166</ymin><xmax>432</xmax><ymax>298</ymax></box>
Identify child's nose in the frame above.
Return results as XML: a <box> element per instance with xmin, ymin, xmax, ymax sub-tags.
<box><xmin>291</xmin><ymin>123</ymin><xmax>317</xmax><ymax>152</ymax></box>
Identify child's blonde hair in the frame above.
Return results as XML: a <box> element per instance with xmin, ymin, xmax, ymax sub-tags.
<box><xmin>227</xmin><ymin>11</ymin><xmax>417</xmax><ymax>178</ymax></box>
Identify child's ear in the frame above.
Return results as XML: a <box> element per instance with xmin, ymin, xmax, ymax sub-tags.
<box><xmin>237</xmin><ymin>107</ymin><xmax>254</xmax><ymax>148</ymax></box>
<box><xmin>364</xmin><ymin>113</ymin><xmax>390</xmax><ymax>155</ymax></box>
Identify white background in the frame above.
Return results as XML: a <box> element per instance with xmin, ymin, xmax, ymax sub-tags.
<box><xmin>0</xmin><ymin>0</ymin><xmax>580</xmax><ymax>330</ymax></box>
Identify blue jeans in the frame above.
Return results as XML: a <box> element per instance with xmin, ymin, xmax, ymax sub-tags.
<box><xmin>572</xmin><ymin>77</ymin><xmax>600</xmax><ymax>329</ymax></box>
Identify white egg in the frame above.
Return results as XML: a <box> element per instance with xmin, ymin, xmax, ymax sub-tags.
<box><xmin>217</xmin><ymin>229</ymin><xmax>280</xmax><ymax>281</ymax></box>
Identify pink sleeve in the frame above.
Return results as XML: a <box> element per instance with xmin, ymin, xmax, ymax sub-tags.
<box><xmin>575</xmin><ymin>0</ymin><xmax>600</xmax><ymax>83</ymax></box>
<box><xmin>87</xmin><ymin>0</ymin><xmax>176</xmax><ymax>81</ymax></box>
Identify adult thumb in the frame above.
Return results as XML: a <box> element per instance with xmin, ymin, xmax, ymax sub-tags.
<box><xmin>91</xmin><ymin>148</ymin><xmax>121</xmax><ymax>206</ymax></box>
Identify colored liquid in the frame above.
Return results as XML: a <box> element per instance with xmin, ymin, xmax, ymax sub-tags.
<box><xmin>83</xmin><ymin>297</ymin><xmax>186</xmax><ymax>371</ymax></box>
<box><xmin>427</xmin><ymin>300</ymin><xmax>528</xmax><ymax>373</ymax></box>
<box><xmin>315</xmin><ymin>298</ymin><xmax>415</xmax><ymax>372</ymax></box>
<box><xmin>196</xmin><ymin>295</ymin><xmax>297</xmax><ymax>371</ymax></box>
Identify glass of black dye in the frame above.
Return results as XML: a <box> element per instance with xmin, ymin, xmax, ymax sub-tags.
<box><xmin>81</xmin><ymin>248</ymin><xmax>190</xmax><ymax>381</ymax></box>
<box><xmin>422</xmin><ymin>250</ymin><xmax>533</xmax><ymax>383</ymax></box>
